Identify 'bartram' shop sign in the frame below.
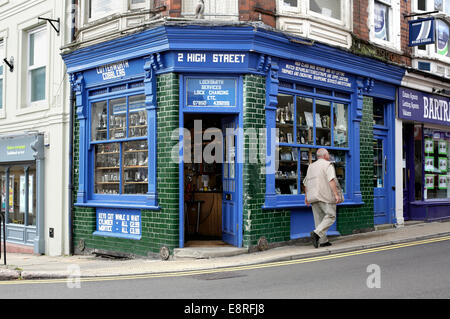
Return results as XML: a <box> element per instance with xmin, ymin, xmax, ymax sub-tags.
<box><xmin>399</xmin><ymin>87</ymin><xmax>450</xmax><ymax>127</ymax></box>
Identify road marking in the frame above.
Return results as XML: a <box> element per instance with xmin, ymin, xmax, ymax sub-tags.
<box><xmin>1</xmin><ymin>235</ymin><xmax>450</xmax><ymax>285</ymax></box>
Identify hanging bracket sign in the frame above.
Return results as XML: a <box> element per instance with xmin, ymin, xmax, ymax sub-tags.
<box><xmin>408</xmin><ymin>17</ymin><xmax>435</xmax><ymax>47</ymax></box>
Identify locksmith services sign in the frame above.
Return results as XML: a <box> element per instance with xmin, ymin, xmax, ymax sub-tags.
<box><xmin>409</xmin><ymin>18</ymin><xmax>435</xmax><ymax>47</ymax></box>
<box><xmin>186</xmin><ymin>78</ymin><xmax>237</xmax><ymax>107</ymax></box>
<box><xmin>398</xmin><ymin>87</ymin><xmax>450</xmax><ymax>126</ymax></box>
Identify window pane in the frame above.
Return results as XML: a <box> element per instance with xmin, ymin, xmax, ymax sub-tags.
<box><xmin>310</xmin><ymin>0</ymin><xmax>341</xmax><ymax>20</ymax></box>
<box><xmin>374</xmin><ymin>1</ymin><xmax>389</xmax><ymax>41</ymax></box>
<box><xmin>300</xmin><ymin>148</ymin><xmax>312</xmax><ymax>194</ymax></box>
<box><xmin>276</xmin><ymin>146</ymin><xmax>298</xmax><ymax>195</ymax></box>
<box><xmin>27</xmin><ymin>166</ymin><xmax>37</xmax><ymax>226</ymax></box>
<box><xmin>95</xmin><ymin>143</ymin><xmax>120</xmax><ymax>194</ymax></box>
<box><xmin>283</xmin><ymin>0</ymin><xmax>298</xmax><ymax>7</ymax></box>
<box><xmin>418</xmin><ymin>0</ymin><xmax>427</xmax><ymax>10</ymax></box>
<box><xmin>435</xmin><ymin>0</ymin><xmax>443</xmax><ymax>11</ymax></box>
<box><xmin>128</xmin><ymin>94</ymin><xmax>147</xmax><ymax>138</ymax></box>
<box><xmin>109</xmin><ymin>97</ymin><xmax>127</xmax><ymax>140</ymax></box>
<box><xmin>329</xmin><ymin>150</ymin><xmax>346</xmax><ymax>193</ymax></box>
<box><xmin>30</xmin><ymin>67</ymin><xmax>46</xmax><ymax>102</ymax></box>
<box><xmin>0</xmin><ymin>79</ymin><xmax>3</xmax><ymax>109</ymax></box>
<box><xmin>296</xmin><ymin>97</ymin><xmax>313</xmax><ymax>144</ymax></box>
<box><xmin>315</xmin><ymin>100</ymin><xmax>331</xmax><ymax>146</ymax></box>
<box><xmin>334</xmin><ymin>103</ymin><xmax>348</xmax><ymax>147</ymax></box>
<box><xmin>276</xmin><ymin>94</ymin><xmax>294</xmax><ymax>144</ymax></box>
<box><xmin>29</xmin><ymin>29</ymin><xmax>47</xmax><ymax>67</ymax></box>
<box><xmin>436</xmin><ymin>20</ymin><xmax>450</xmax><ymax>57</ymax></box>
<box><xmin>123</xmin><ymin>140</ymin><xmax>148</xmax><ymax>194</ymax></box>
<box><xmin>373</xmin><ymin>139</ymin><xmax>384</xmax><ymax>188</ymax></box>
<box><xmin>92</xmin><ymin>101</ymin><xmax>107</xmax><ymax>141</ymax></box>
<box><xmin>90</xmin><ymin>0</ymin><xmax>121</xmax><ymax>19</ymax></box>
<box><xmin>373</xmin><ymin>100</ymin><xmax>385</xmax><ymax>125</ymax></box>
<box><xmin>423</xmin><ymin>129</ymin><xmax>450</xmax><ymax>200</ymax></box>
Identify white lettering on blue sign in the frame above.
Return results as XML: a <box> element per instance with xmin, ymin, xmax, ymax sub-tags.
<box><xmin>96</xmin><ymin>60</ymin><xmax>129</xmax><ymax>81</ymax></box>
<box><xmin>177</xmin><ymin>53</ymin><xmax>245</xmax><ymax>64</ymax></box>
<box><xmin>97</xmin><ymin>210</ymin><xmax>141</xmax><ymax>237</ymax></box>
<box><xmin>280</xmin><ymin>61</ymin><xmax>351</xmax><ymax>88</ymax></box>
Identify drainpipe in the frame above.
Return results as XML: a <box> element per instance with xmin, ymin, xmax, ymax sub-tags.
<box><xmin>68</xmin><ymin>0</ymin><xmax>77</xmax><ymax>255</ymax></box>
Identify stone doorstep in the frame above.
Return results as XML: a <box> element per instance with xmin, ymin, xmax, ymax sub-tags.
<box><xmin>173</xmin><ymin>247</ymin><xmax>249</xmax><ymax>259</ymax></box>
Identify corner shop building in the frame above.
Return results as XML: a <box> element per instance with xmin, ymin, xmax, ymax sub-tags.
<box><xmin>62</xmin><ymin>22</ymin><xmax>405</xmax><ymax>257</ymax></box>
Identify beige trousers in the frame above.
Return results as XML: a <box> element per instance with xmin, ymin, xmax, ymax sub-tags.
<box><xmin>311</xmin><ymin>202</ymin><xmax>336</xmax><ymax>244</ymax></box>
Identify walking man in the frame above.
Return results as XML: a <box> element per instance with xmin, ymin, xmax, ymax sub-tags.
<box><xmin>303</xmin><ymin>148</ymin><xmax>343</xmax><ymax>248</ymax></box>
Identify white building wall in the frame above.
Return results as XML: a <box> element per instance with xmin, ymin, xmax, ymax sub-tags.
<box><xmin>0</xmin><ymin>0</ymin><xmax>71</xmax><ymax>256</ymax></box>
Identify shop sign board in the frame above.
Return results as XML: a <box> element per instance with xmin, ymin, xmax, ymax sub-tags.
<box><xmin>398</xmin><ymin>87</ymin><xmax>450</xmax><ymax>127</ymax></box>
<box><xmin>408</xmin><ymin>18</ymin><xmax>435</xmax><ymax>47</ymax></box>
<box><xmin>279</xmin><ymin>59</ymin><xmax>352</xmax><ymax>89</ymax></box>
<box><xmin>186</xmin><ymin>78</ymin><xmax>237</xmax><ymax>107</ymax></box>
<box><xmin>94</xmin><ymin>208</ymin><xmax>141</xmax><ymax>240</ymax></box>
<box><xmin>0</xmin><ymin>135</ymin><xmax>40</xmax><ymax>163</ymax></box>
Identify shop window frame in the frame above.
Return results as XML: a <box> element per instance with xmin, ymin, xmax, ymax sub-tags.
<box><xmin>84</xmin><ymin>79</ymin><xmax>156</xmax><ymax>208</ymax></box>
<box><xmin>267</xmin><ymin>82</ymin><xmax>352</xmax><ymax>208</ymax></box>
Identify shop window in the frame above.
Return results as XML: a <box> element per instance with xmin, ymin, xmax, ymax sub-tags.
<box><xmin>91</xmin><ymin>91</ymin><xmax>148</xmax><ymax>196</ymax></box>
<box><xmin>27</xmin><ymin>27</ymin><xmax>47</xmax><ymax>104</ymax></box>
<box><xmin>1</xmin><ymin>165</ymin><xmax>36</xmax><ymax>226</ymax></box>
<box><xmin>0</xmin><ymin>39</ymin><xmax>3</xmax><ymax>110</ymax></box>
<box><xmin>423</xmin><ymin>128</ymin><xmax>450</xmax><ymax>200</ymax></box>
<box><xmin>275</xmin><ymin>87</ymin><xmax>349</xmax><ymax>196</ymax></box>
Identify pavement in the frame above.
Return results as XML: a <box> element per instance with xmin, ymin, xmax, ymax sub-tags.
<box><xmin>1</xmin><ymin>220</ymin><xmax>450</xmax><ymax>281</ymax></box>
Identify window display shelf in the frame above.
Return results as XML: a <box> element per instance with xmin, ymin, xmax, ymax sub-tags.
<box><xmin>96</xmin><ymin>167</ymin><xmax>120</xmax><ymax>170</ymax></box>
<box><xmin>124</xmin><ymin>166</ymin><xmax>148</xmax><ymax>169</ymax></box>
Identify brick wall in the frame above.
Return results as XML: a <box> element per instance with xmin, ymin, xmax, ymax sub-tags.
<box><xmin>242</xmin><ymin>74</ymin><xmax>290</xmax><ymax>248</ymax></box>
<box><xmin>337</xmin><ymin>96</ymin><xmax>375</xmax><ymax>235</ymax></box>
<box><xmin>352</xmin><ymin>0</ymin><xmax>411</xmax><ymax>66</ymax></box>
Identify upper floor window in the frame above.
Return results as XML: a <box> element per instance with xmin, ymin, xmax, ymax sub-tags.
<box><xmin>0</xmin><ymin>40</ymin><xmax>4</xmax><ymax>110</ymax></box>
<box><xmin>437</xmin><ymin>19</ymin><xmax>450</xmax><ymax>57</ymax></box>
<box><xmin>434</xmin><ymin>0</ymin><xmax>450</xmax><ymax>14</ymax></box>
<box><xmin>374</xmin><ymin>0</ymin><xmax>391</xmax><ymax>41</ymax></box>
<box><xmin>309</xmin><ymin>0</ymin><xmax>342</xmax><ymax>21</ymax></box>
<box><xmin>89</xmin><ymin>0</ymin><xmax>121</xmax><ymax>21</ymax></box>
<box><xmin>182</xmin><ymin>0</ymin><xmax>239</xmax><ymax>20</ymax></box>
<box><xmin>130</xmin><ymin>0</ymin><xmax>146</xmax><ymax>10</ymax></box>
<box><xmin>414</xmin><ymin>0</ymin><xmax>450</xmax><ymax>14</ymax></box>
<box><xmin>370</xmin><ymin>0</ymin><xmax>400</xmax><ymax>49</ymax></box>
<box><xmin>27</xmin><ymin>27</ymin><xmax>47</xmax><ymax>104</ymax></box>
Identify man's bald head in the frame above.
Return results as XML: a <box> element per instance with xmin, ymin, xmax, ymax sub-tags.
<box><xmin>316</xmin><ymin>148</ymin><xmax>330</xmax><ymax>160</ymax></box>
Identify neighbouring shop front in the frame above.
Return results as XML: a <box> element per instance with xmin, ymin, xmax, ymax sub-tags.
<box><xmin>62</xmin><ymin>23</ymin><xmax>404</xmax><ymax>258</ymax></box>
<box><xmin>399</xmin><ymin>87</ymin><xmax>450</xmax><ymax>221</ymax></box>
<box><xmin>0</xmin><ymin>133</ymin><xmax>45</xmax><ymax>253</ymax></box>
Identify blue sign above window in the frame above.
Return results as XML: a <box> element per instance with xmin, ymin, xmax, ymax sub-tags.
<box><xmin>93</xmin><ymin>208</ymin><xmax>142</xmax><ymax>240</ymax></box>
<box><xmin>409</xmin><ymin>17</ymin><xmax>435</xmax><ymax>47</ymax></box>
<box><xmin>186</xmin><ymin>78</ymin><xmax>237</xmax><ymax>107</ymax></box>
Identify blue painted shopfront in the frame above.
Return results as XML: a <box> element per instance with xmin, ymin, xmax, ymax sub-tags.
<box><xmin>62</xmin><ymin>24</ymin><xmax>405</xmax><ymax>248</ymax></box>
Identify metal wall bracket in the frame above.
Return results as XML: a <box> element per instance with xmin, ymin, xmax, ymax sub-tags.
<box><xmin>38</xmin><ymin>17</ymin><xmax>60</xmax><ymax>35</ymax></box>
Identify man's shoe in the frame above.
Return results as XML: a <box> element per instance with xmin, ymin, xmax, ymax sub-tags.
<box><xmin>319</xmin><ymin>242</ymin><xmax>332</xmax><ymax>247</ymax></box>
<box><xmin>310</xmin><ymin>231</ymin><xmax>319</xmax><ymax>248</ymax></box>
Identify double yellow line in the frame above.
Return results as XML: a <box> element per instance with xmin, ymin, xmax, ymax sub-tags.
<box><xmin>2</xmin><ymin>235</ymin><xmax>450</xmax><ymax>285</ymax></box>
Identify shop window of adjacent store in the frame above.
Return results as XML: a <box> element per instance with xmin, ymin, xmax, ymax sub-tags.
<box><xmin>1</xmin><ymin>165</ymin><xmax>37</xmax><ymax>226</ymax></box>
<box><xmin>423</xmin><ymin>128</ymin><xmax>450</xmax><ymax>200</ymax></box>
<box><xmin>275</xmin><ymin>85</ymin><xmax>349</xmax><ymax>197</ymax></box>
<box><xmin>90</xmin><ymin>84</ymin><xmax>148</xmax><ymax>196</ymax></box>
<box><xmin>0</xmin><ymin>39</ymin><xmax>4</xmax><ymax>111</ymax></box>
<box><xmin>27</xmin><ymin>27</ymin><xmax>47</xmax><ymax>105</ymax></box>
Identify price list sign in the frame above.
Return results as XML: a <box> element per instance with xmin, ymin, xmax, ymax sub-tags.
<box><xmin>94</xmin><ymin>208</ymin><xmax>142</xmax><ymax>240</ymax></box>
